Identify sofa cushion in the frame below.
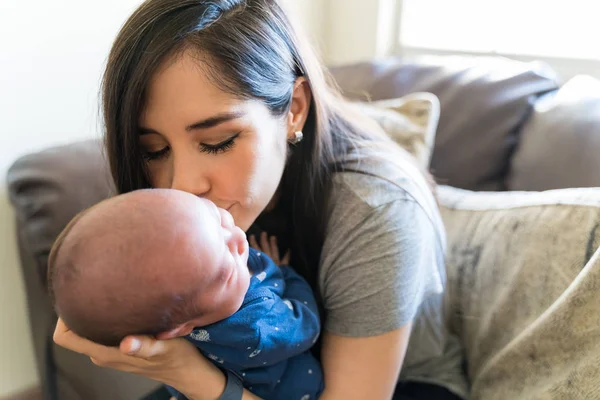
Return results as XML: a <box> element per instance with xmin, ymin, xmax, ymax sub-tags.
<box><xmin>440</xmin><ymin>185</ymin><xmax>600</xmax><ymax>399</ymax></box>
<box><xmin>330</xmin><ymin>56</ymin><xmax>559</xmax><ymax>191</ymax></box>
<box><xmin>354</xmin><ymin>92</ymin><xmax>440</xmax><ymax>167</ymax></box>
<box><xmin>507</xmin><ymin>75</ymin><xmax>600</xmax><ymax>191</ymax></box>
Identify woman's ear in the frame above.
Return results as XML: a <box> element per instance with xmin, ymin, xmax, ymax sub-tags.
<box><xmin>156</xmin><ymin>322</ymin><xmax>195</xmax><ymax>340</ymax></box>
<box><xmin>286</xmin><ymin>77</ymin><xmax>312</xmax><ymax>140</ymax></box>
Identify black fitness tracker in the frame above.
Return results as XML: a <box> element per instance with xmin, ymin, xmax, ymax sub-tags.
<box><xmin>217</xmin><ymin>369</ymin><xmax>244</xmax><ymax>400</ymax></box>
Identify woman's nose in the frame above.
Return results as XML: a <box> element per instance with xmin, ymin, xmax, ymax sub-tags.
<box><xmin>170</xmin><ymin>156</ymin><xmax>210</xmax><ymax>196</ymax></box>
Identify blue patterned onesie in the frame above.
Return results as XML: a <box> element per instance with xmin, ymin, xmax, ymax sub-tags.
<box><xmin>168</xmin><ymin>248</ymin><xmax>323</xmax><ymax>400</ymax></box>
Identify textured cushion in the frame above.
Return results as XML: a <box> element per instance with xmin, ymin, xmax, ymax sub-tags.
<box><xmin>7</xmin><ymin>140</ymin><xmax>114</xmax><ymax>285</ymax></box>
<box><xmin>440</xmin><ymin>185</ymin><xmax>600</xmax><ymax>399</ymax></box>
<box><xmin>355</xmin><ymin>92</ymin><xmax>440</xmax><ymax>167</ymax></box>
<box><xmin>507</xmin><ymin>75</ymin><xmax>600</xmax><ymax>191</ymax></box>
<box><xmin>330</xmin><ymin>56</ymin><xmax>559</xmax><ymax>190</ymax></box>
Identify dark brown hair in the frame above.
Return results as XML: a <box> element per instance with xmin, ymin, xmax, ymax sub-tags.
<box><xmin>102</xmin><ymin>0</ymin><xmax>416</xmax><ymax>289</ymax></box>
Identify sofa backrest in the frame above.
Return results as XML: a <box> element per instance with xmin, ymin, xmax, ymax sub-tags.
<box><xmin>330</xmin><ymin>55</ymin><xmax>560</xmax><ymax>191</ymax></box>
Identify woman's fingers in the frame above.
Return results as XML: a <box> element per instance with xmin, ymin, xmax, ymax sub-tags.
<box><xmin>249</xmin><ymin>232</ymin><xmax>288</xmax><ymax>265</ymax></box>
<box><xmin>54</xmin><ymin>318</ymin><xmax>120</xmax><ymax>359</ymax></box>
<box><xmin>260</xmin><ymin>231</ymin><xmax>270</xmax><ymax>254</ymax></box>
<box><xmin>281</xmin><ymin>249</ymin><xmax>291</xmax><ymax>266</ymax></box>
<box><xmin>53</xmin><ymin>318</ymin><xmax>71</xmax><ymax>345</ymax></box>
<box><xmin>54</xmin><ymin>318</ymin><xmax>215</xmax><ymax>385</ymax></box>
<box><xmin>269</xmin><ymin>235</ymin><xmax>280</xmax><ymax>264</ymax></box>
<box><xmin>269</xmin><ymin>235</ymin><xmax>278</xmax><ymax>254</ymax></box>
<box><xmin>249</xmin><ymin>234</ymin><xmax>259</xmax><ymax>250</ymax></box>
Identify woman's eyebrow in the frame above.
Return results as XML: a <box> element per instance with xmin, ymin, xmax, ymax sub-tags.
<box><xmin>186</xmin><ymin>111</ymin><xmax>246</xmax><ymax>131</ymax></box>
<box><xmin>139</xmin><ymin>111</ymin><xmax>246</xmax><ymax>135</ymax></box>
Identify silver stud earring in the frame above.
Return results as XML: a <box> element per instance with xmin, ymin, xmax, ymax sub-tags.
<box><xmin>289</xmin><ymin>131</ymin><xmax>303</xmax><ymax>144</ymax></box>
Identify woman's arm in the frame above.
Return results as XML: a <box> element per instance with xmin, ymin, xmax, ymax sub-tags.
<box><xmin>191</xmin><ymin>324</ymin><xmax>412</xmax><ymax>400</ymax></box>
<box><xmin>318</xmin><ymin>326</ymin><xmax>412</xmax><ymax>400</ymax></box>
<box><xmin>316</xmin><ymin>173</ymin><xmax>446</xmax><ymax>399</ymax></box>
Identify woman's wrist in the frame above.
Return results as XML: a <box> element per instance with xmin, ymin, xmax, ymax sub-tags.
<box><xmin>174</xmin><ymin>359</ymin><xmax>227</xmax><ymax>400</ymax></box>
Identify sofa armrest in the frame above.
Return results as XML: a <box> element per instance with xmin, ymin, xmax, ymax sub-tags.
<box><xmin>6</xmin><ymin>140</ymin><xmax>161</xmax><ymax>399</ymax></box>
<box><xmin>7</xmin><ymin>140</ymin><xmax>114</xmax><ymax>287</ymax></box>
<box><xmin>440</xmin><ymin>185</ymin><xmax>600</xmax><ymax>399</ymax></box>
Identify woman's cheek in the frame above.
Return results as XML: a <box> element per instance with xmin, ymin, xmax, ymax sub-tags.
<box><xmin>146</xmin><ymin>163</ymin><xmax>169</xmax><ymax>188</ymax></box>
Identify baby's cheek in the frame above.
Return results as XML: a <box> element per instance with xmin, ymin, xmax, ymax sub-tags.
<box><xmin>217</xmin><ymin>260</ymin><xmax>233</xmax><ymax>284</ymax></box>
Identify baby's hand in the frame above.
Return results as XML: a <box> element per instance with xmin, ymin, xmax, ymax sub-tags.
<box><xmin>249</xmin><ymin>232</ymin><xmax>290</xmax><ymax>266</ymax></box>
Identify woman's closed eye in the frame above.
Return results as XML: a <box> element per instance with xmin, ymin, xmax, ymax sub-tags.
<box><xmin>141</xmin><ymin>132</ymin><xmax>241</xmax><ymax>161</ymax></box>
<box><xmin>200</xmin><ymin>132</ymin><xmax>240</xmax><ymax>155</ymax></box>
<box><xmin>142</xmin><ymin>146</ymin><xmax>169</xmax><ymax>161</ymax></box>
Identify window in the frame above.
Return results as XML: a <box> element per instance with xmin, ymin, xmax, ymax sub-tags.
<box><xmin>397</xmin><ymin>0</ymin><xmax>600</xmax><ymax>78</ymax></box>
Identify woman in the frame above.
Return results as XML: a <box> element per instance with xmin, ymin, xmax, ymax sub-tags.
<box><xmin>53</xmin><ymin>0</ymin><xmax>468</xmax><ymax>399</ymax></box>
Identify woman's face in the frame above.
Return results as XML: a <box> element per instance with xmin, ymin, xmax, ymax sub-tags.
<box><xmin>138</xmin><ymin>52</ymin><xmax>297</xmax><ymax>231</ymax></box>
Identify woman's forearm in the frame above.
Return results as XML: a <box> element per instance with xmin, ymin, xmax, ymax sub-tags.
<box><xmin>185</xmin><ymin>383</ymin><xmax>263</xmax><ymax>400</ymax></box>
<box><xmin>242</xmin><ymin>390</ymin><xmax>264</xmax><ymax>400</ymax></box>
<box><xmin>175</xmin><ymin>360</ymin><xmax>226</xmax><ymax>400</ymax></box>
<box><xmin>177</xmin><ymin>364</ymin><xmax>263</xmax><ymax>400</ymax></box>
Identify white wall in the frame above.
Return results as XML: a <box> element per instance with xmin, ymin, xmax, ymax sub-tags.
<box><xmin>325</xmin><ymin>0</ymin><xmax>394</xmax><ymax>65</ymax></box>
<box><xmin>0</xmin><ymin>1</ymin><xmax>147</xmax><ymax>396</ymax></box>
<box><xmin>0</xmin><ymin>0</ymin><xmax>324</xmax><ymax>397</ymax></box>
<box><xmin>282</xmin><ymin>0</ymin><xmax>327</xmax><ymax>56</ymax></box>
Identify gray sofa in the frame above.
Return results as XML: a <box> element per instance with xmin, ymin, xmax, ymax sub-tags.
<box><xmin>7</xmin><ymin>55</ymin><xmax>600</xmax><ymax>399</ymax></box>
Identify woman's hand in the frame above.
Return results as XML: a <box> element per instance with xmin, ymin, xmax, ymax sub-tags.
<box><xmin>53</xmin><ymin>318</ymin><xmax>226</xmax><ymax>400</ymax></box>
<box><xmin>249</xmin><ymin>232</ymin><xmax>290</xmax><ymax>266</ymax></box>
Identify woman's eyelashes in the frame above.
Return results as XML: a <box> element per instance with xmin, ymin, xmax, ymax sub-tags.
<box><xmin>142</xmin><ymin>146</ymin><xmax>169</xmax><ymax>161</ymax></box>
<box><xmin>199</xmin><ymin>132</ymin><xmax>240</xmax><ymax>155</ymax></box>
<box><xmin>141</xmin><ymin>132</ymin><xmax>241</xmax><ymax>161</ymax></box>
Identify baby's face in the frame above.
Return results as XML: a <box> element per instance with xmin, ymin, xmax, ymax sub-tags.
<box><xmin>183</xmin><ymin>197</ymin><xmax>251</xmax><ymax>327</ymax></box>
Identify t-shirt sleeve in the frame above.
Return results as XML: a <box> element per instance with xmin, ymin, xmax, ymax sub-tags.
<box><xmin>319</xmin><ymin>176</ymin><xmax>446</xmax><ymax>337</ymax></box>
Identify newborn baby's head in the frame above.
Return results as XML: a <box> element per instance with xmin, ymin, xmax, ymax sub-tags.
<box><xmin>48</xmin><ymin>189</ymin><xmax>250</xmax><ymax>346</ymax></box>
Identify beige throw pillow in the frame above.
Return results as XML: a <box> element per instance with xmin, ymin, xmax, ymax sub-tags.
<box><xmin>354</xmin><ymin>92</ymin><xmax>440</xmax><ymax>167</ymax></box>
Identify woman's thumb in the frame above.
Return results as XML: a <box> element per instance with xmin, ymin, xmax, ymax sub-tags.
<box><xmin>121</xmin><ymin>335</ymin><xmax>165</xmax><ymax>358</ymax></box>
<box><xmin>120</xmin><ymin>336</ymin><xmax>142</xmax><ymax>355</ymax></box>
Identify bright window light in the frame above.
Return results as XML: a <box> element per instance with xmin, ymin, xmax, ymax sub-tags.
<box><xmin>400</xmin><ymin>0</ymin><xmax>600</xmax><ymax>60</ymax></box>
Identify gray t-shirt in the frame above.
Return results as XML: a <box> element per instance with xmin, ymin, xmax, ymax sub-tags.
<box><xmin>319</xmin><ymin>150</ymin><xmax>468</xmax><ymax>399</ymax></box>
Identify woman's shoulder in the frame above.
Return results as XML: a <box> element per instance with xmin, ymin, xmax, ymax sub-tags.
<box><xmin>329</xmin><ymin>170</ymin><xmax>443</xmax><ymax>237</ymax></box>
<box><xmin>320</xmin><ymin>152</ymin><xmax>447</xmax><ymax>337</ymax></box>
<box><xmin>331</xmin><ymin>148</ymin><xmax>437</xmax><ymax>215</ymax></box>
<box><xmin>331</xmin><ymin>170</ymin><xmax>415</xmax><ymax>210</ymax></box>
<box><xmin>326</xmin><ymin>148</ymin><xmax>446</xmax><ymax>249</ymax></box>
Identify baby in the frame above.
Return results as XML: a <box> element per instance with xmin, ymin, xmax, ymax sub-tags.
<box><xmin>48</xmin><ymin>189</ymin><xmax>323</xmax><ymax>400</ymax></box>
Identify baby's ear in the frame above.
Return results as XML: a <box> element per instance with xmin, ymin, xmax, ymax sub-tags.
<box><xmin>156</xmin><ymin>323</ymin><xmax>194</xmax><ymax>340</ymax></box>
